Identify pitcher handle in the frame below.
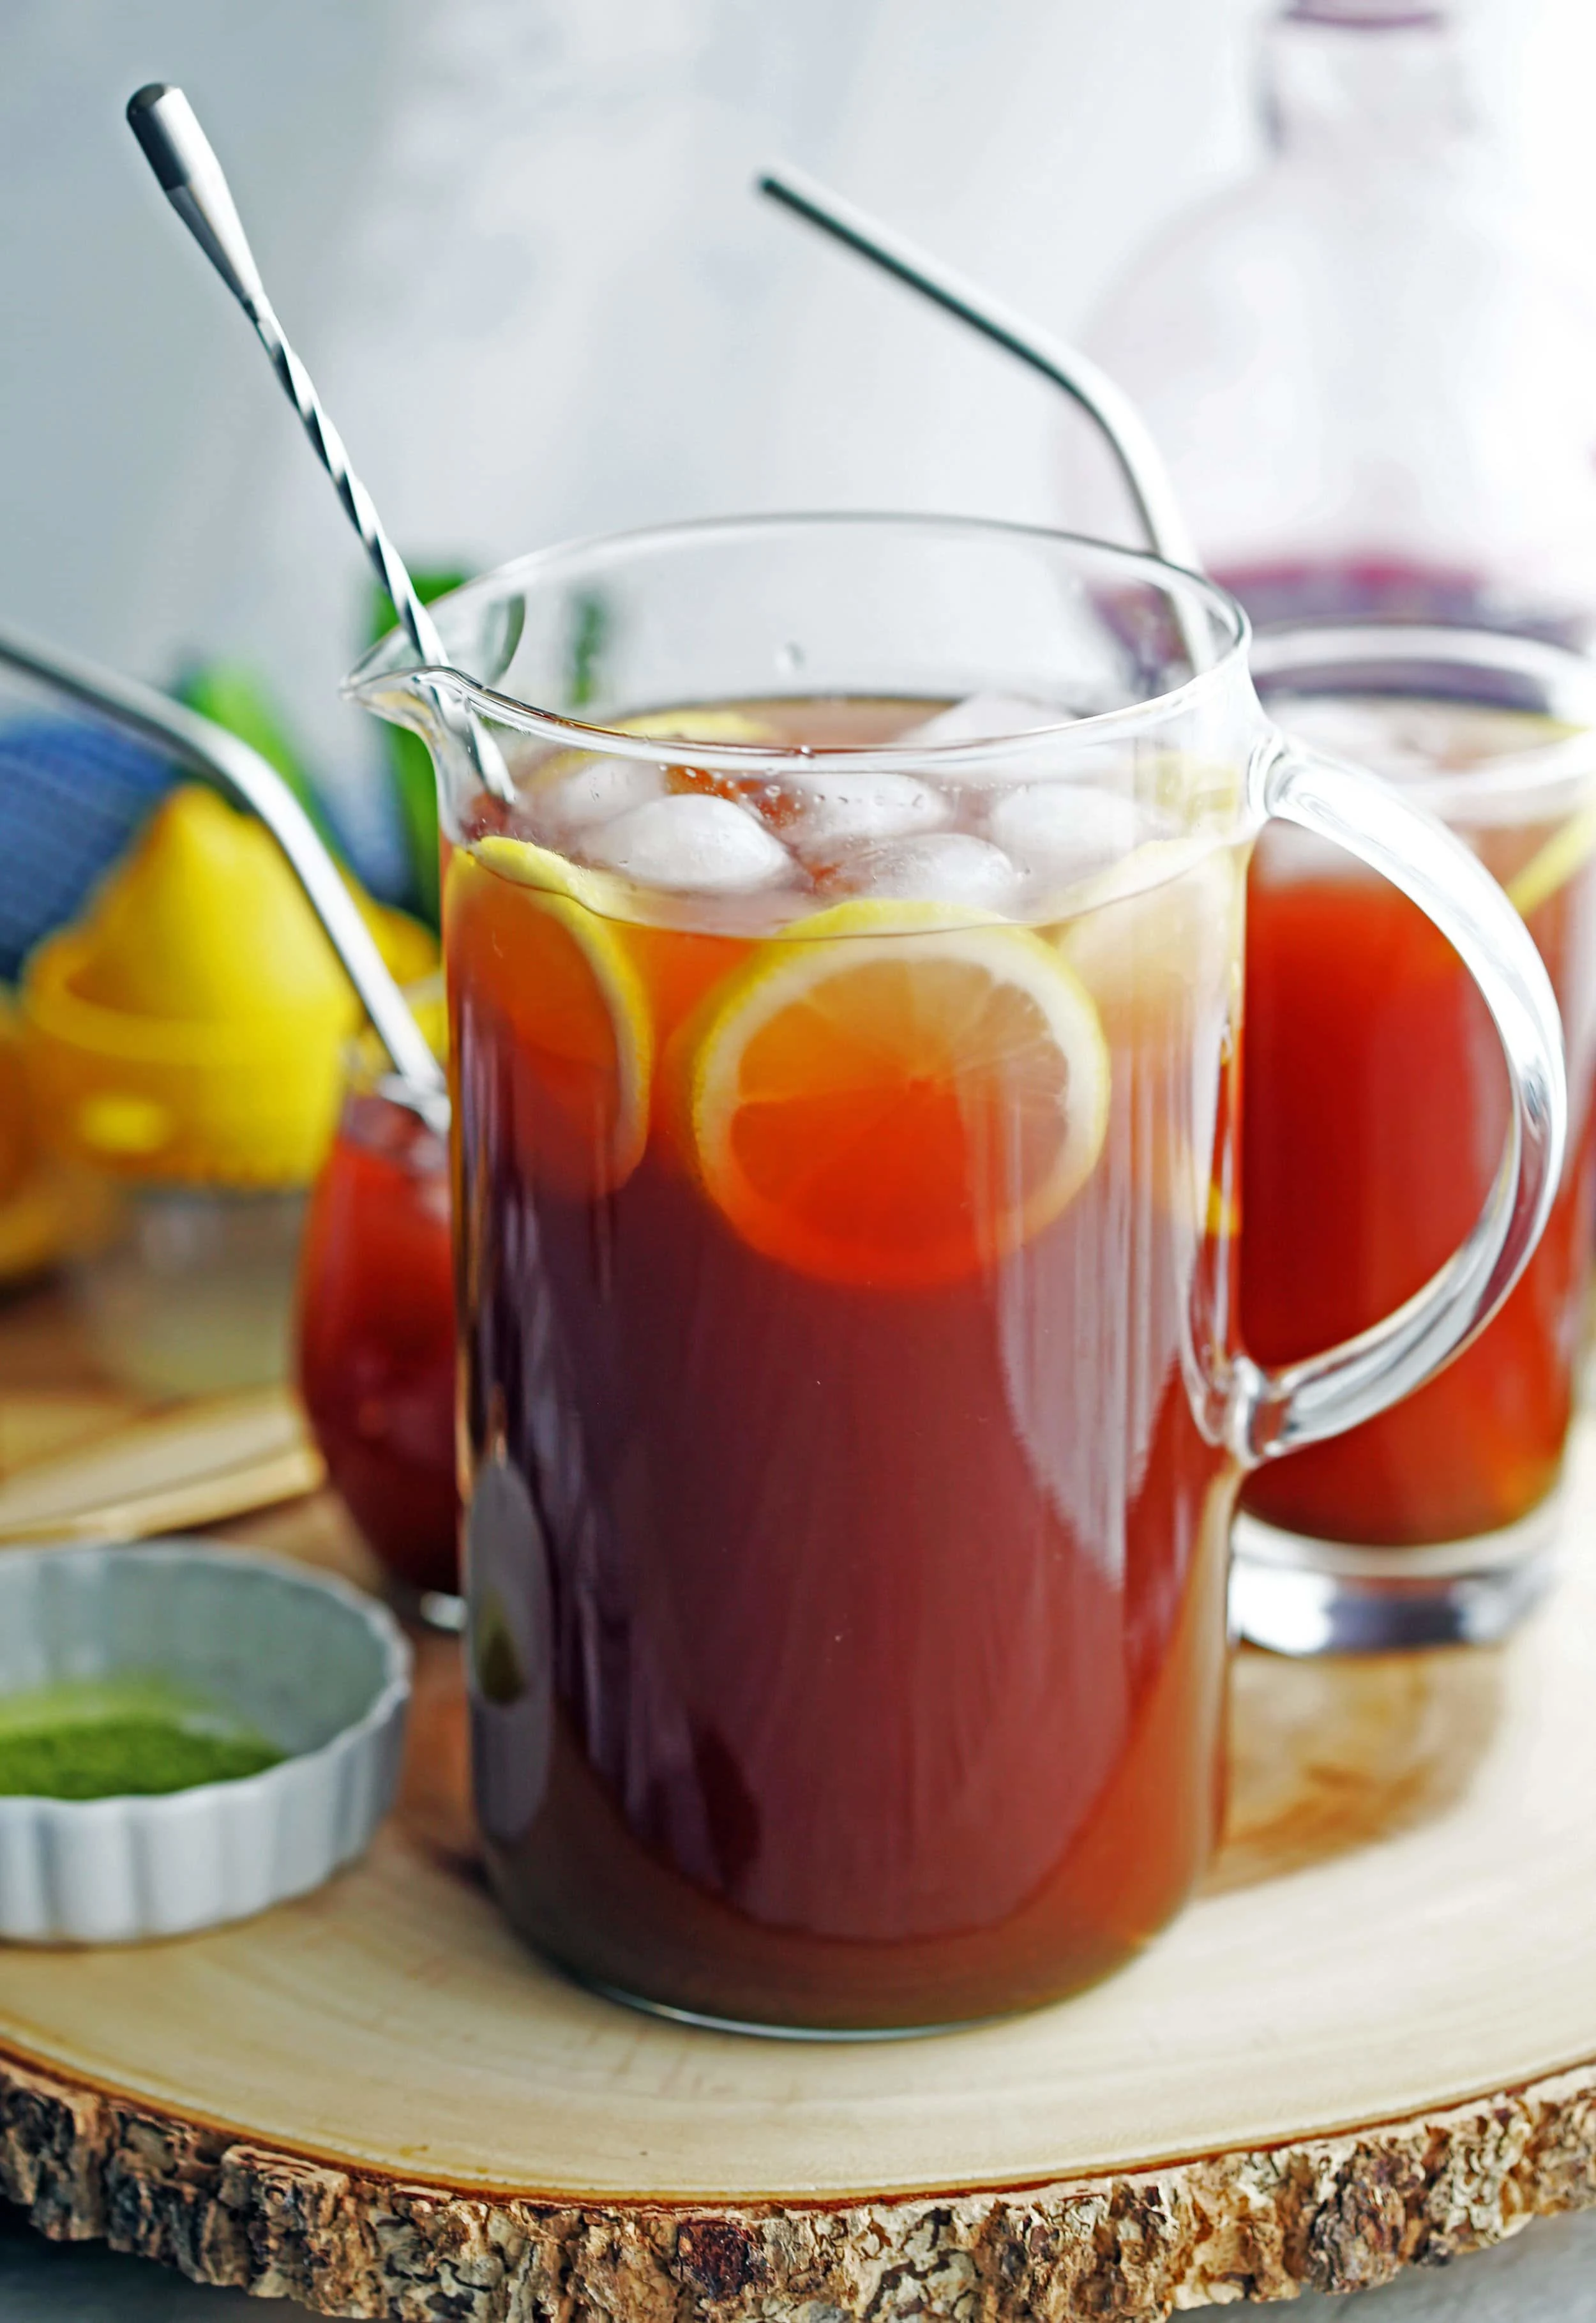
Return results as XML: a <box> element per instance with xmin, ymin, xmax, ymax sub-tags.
<box><xmin>1223</xmin><ymin>736</ymin><xmax>1568</xmax><ymax>1465</ymax></box>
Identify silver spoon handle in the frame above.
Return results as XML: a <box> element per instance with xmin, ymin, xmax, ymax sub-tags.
<box><xmin>0</xmin><ymin>620</ymin><xmax>446</xmax><ymax>1103</ymax></box>
<box><xmin>126</xmin><ymin>84</ymin><xmax>446</xmax><ymax>672</ymax></box>
<box><xmin>251</xmin><ymin>301</ymin><xmax>448</xmax><ymax>671</ymax></box>
<box><xmin>127</xmin><ymin>84</ymin><xmax>514</xmax><ymax>808</ymax></box>
<box><xmin>758</xmin><ymin>162</ymin><xmax>1200</xmax><ymax>577</ymax></box>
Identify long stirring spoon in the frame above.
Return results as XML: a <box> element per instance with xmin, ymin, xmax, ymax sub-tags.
<box><xmin>0</xmin><ymin>619</ymin><xmax>446</xmax><ymax>1107</ymax></box>
<box><xmin>125</xmin><ymin>82</ymin><xmax>514</xmax><ymax>805</ymax></box>
<box><xmin>758</xmin><ymin>161</ymin><xmax>1199</xmax><ymax>575</ymax></box>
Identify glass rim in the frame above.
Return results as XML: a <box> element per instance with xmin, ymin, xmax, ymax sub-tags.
<box><xmin>1250</xmin><ymin>618</ymin><xmax>1596</xmax><ymax>813</ymax></box>
<box><xmin>344</xmin><ymin>510</ymin><xmax>1252</xmax><ymax>771</ymax></box>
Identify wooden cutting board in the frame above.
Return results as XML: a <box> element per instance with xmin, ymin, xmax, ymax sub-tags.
<box><xmin>1</xmin><ymin>1414</ymin><xmax>1595</xmax><ymax>2317</ymax></box>
<box><xmin>0</xmin><ymin>1284</ymin><xmax>322</xmax><ymax>1543</ymax></box>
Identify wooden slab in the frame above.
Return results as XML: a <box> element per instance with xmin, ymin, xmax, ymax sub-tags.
<box><xmin>0</xmin><ymin>1284</ymin><xmax>322</xmax><ymax>1543</ymax></box>
<box><xmin>0</xmin><ymin>1386</ymin><xmax>320</xmax><ymax>1543</ymax></box>
<box><xmin>3</xmin><ymin>1442</ymin><xmax>1596</xmax><ymax>2316</ymax></box>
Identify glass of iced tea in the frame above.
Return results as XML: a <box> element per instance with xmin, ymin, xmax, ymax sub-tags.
<box><xmin>1237</xmin><ymin>623</ymin><xmax>1596</xmax><ymax>1653</ymax></box>
<box><xmin>349</xmin><ymin>517</ymin><xmax>1562</xmax><ymax>2032</ymax></box>
<box><xmin>296</xmin><ymin>990</ymin><xmax>458</xmax><ymax>1608</ymax></box>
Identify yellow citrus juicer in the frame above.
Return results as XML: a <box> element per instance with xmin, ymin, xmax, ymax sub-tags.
<box><xmin>3</xmin><ymin>621</ymin><xmax>444</xmax><ymax>1193</ymax></box>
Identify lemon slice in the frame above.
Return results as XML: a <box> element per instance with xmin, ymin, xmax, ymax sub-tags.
<box><xmin>1060</xmin><ymin>839</ymin><xmax>1244</xmax><ymax>1043</ymax></box>
<box><xmin>1505</xmin><ymin>803</ymin><xmax>1596</xmax><ymax>919</ymax></box>
<box><xmin>614</xmin><ymin>708</ymin><xmax>781</xmax><ymax>745</ymax></box>
<box><xmin>1144</xmin><ymin>750</ymin><xmax>1246</xmax><ymax>828</ymax></box>
<box><xmin>1055</xmin><ymin>843</ymin><xmax>1244</xmax><ymax>1242</ymax></box>
<box><xmin>474</xmin><ymin>833</ymin><xmax>636</xmax><ymax>921</ymax></box>
<box><xmin>449</xmin><ymin>840</ymin><xmax>652</xmax><ymax>1197</ymax></box>
<box><xmin>686</xmin><ymin>898</ymin><xmax>1110</xmax><ymax>1287</ymax></box>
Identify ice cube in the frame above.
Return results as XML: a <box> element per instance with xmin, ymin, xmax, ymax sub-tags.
<box><xmin>535</xmin><ymin>754</ymin><xmax>667</xmax><ymax>841</ymax></box>
<box><xmin>833</xmin><ymin>831</ymin><xmax>1021</xmax><ymax>911</ymax></box>
<box><xmin>899</xmin><ymin>692</ymin><xmax>1067</xmax><ymax>747</ymax></box>
<box><xmin>984</xmin><ymin>783</ymin><xmax>1144</xmax><ymax>884</ymax></box>
<box><xmin>580</xmin><ymin>792</ymin><xmax>794</xmax><ymax>892</ymax></box>
<box><xmin>785</xmin><ymin>771</ymin><xmax>951</xmax><ymax>861</ymax></box>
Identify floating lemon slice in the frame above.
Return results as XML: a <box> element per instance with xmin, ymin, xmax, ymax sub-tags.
<box><xmin>1060</xmin><ymin>838</ymin><xmax>1245</xmax><ymax>1045</ymax></box>
<box><xmin>686</xmin><ymin>898</ymin><xmax>1110</xmax><ymax>1288</ymax></box>
<box><xmin>1055</xmin><ymin>841</ymin><xmax>1244</xmax><ymax>1241</ymax></box>
<box><xmin>451</xmin><ymin>838</ymin><xmax>652</xmax><ymax>1197</ymax></box>
<box><xmin>615</xmin><ymin>707</ymin><xmax>781</xmax><ymax>745</ymax></box>
<box><xmin>1505</xmin><ymin>803</ymin><xmax>1596</xmax><ymax>920</ymax></box>
<box><xmin>474</xmin><ymin>833</ymin><xmax>636</xmax><ymax>921</ymax></box>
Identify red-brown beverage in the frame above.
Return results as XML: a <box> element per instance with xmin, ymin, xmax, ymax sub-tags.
<box><xmin>298</xmin><ymin>1088</ymin><xmax>458</xmax><ymax>1596</ymax></box>
<box><xmin>446</xmin><ymin>695</ymin><xmax>1246</xmax><ymax>2029</ymax></box>
<box><xmin>1241</xmin><ymin>700</ymin><xmax>1596</xmax><ymax>1548</ymax></box>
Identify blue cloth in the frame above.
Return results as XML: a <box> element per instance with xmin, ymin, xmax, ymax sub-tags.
<box><xmin>0</xmin><ymin>717</ymin><xmax>174</xmax><ymax>979</ymax></box>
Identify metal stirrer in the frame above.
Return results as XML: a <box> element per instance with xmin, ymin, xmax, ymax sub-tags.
<box><xmin>0</xmin><ymin>620</ymin><xmax>446</xmax><ymax>1107</ymax></box>
<box><xmin>125</xmin><ymin>82</ymin><xmax>513</xmax><ymax>803</ymax></box>
<box><xmin>758</xmin><ymin>162</ymin><xmax>1200</xmax><ymax>579</ymax></box>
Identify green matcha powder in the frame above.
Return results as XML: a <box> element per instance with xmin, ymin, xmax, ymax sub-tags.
<box><xmin>0</xmin><ymin>1679</ymin><xmax>284</xmax><ymax>1800</ymax></box>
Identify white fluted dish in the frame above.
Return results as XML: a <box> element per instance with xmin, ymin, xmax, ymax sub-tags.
<box><xmin>0</xmin><ymin>1540</ymin><xmax>410</xmax><ymax>1943</ymax></box>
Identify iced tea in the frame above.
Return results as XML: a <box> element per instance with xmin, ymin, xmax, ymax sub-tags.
<box><xmin>298</xmin><ymin>1088</ymin><xmax>458</xmax><ymax>1596</ymax></box>
<box><xmin>1240</xmin><ymin>697</ymin><xmax>1596</xmax><ymax>1550</ymax></box>
<box><xmin>446</xmin><ymin>697</ymin><xmax>1245</xmax><ymax>2028</ymax></box>
<box><xmin>353</xmin><ymin>518</ymin><xmax>1564</xmax><ymax>2012</ymax></box>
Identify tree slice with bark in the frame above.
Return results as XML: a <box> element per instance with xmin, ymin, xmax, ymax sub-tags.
<box><xmin>3</xmin><ymin>1441</ymin><xmax>1596</xmax><ymax>2319</ymax></box>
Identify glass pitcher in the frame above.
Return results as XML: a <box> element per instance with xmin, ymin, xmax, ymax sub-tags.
<box><xmin>1237</xmin><ymin>622</ymin><xmax>1596</xmax><ymax>1651</ymax></box>
<box><xmin>348</xmin><ymin>515</ymin><xmax>1563</xmax><ymax>2034</ymax></box>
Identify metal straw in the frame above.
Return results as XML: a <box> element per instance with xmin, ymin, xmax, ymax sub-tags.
<box><xmin>126</xmin><ymin>82</ymin><xmax>513</xmax><ymax>803</ymax></box>
<box><xmin>758</xmin><ymin>162</ymin><xmax>1201</xmax><ymax>578</ymax></box>
<box><xmin>0</xmin><ymin>620</ymin><xmax>446</xmax><ymax>1107</ymax></box>
<box><xmin>771</xmin><ymin>148</ymin><xmax>1596</xmax><ymax>905</ymax></box>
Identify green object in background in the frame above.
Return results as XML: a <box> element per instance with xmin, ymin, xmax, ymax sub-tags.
<box><xmin>0</xmin><ymin>1676</ymin><xmax>283</xmax><ymax>1799</ymax></box>
<box><xmin>176</xmin><ymin>661</ymin><xmax>346</xmax><ymax>864</ymax></box>
<box><xmin>368</xmin><ymin>568</ymin><xmax>470</xmax><ymax>931</ymax></box>
<box><xmin>568</xmin><ymin>589</ymin><xmax>611</xmax><ymax>709</ymax></box>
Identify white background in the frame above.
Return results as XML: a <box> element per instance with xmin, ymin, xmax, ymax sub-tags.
<box><xmin>1</xmin><ymin>0</ymin><xmax>1594</xmax><ymax>788</ymax></box>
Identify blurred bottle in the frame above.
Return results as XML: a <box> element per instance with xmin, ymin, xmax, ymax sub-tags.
<box><xmin>1077</xmin><ymin>0</ymin><xmax>1596</xmax><ymax>640</ymax></box>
